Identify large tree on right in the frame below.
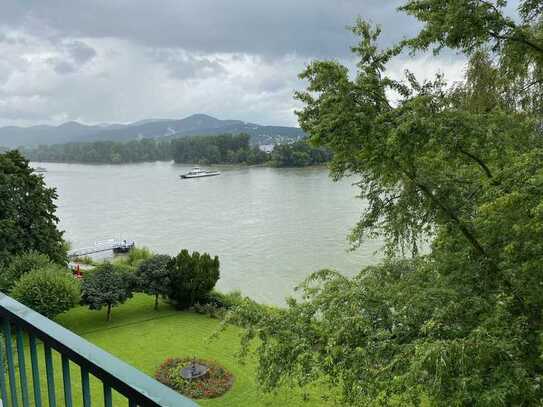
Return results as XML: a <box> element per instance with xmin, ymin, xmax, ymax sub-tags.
<box><xmin>233</xmin><ymin>1</ymin><xmax>543</xmax><ymax>405</ymax></box>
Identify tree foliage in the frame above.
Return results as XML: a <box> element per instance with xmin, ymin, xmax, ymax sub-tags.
<box><xmin>270</xmin><ymin>140</ymin><xmax>331</xmax><ymax>167</ymax></box>
<box><xmin>23</xmin><ymin>134</ymin><xmax>274</xmax><ymax>165</ymax></box>
<box><xmin>167</xmin><ymin>249</ymin><xmax>220</xmax><ymax>309</ymax></box>
<box><xmin>0</xmin><ymin>150</ymin><xmax>66</xmax><ymax>265</ymax></box>
<box><xmin>11</xmin><ymin>266</ymin><xmax>80</xmax><ymax>319</ymax></box>
<box><xmin>0</xmin><ymin>251</ymin><xmax>53</xmax><ymax>292</ymax></box>
<box><xmin>23</xmin><ymin>139</ymin><xmax>173</xmax><ymax>164</ymax></box>
<box><xmin>232</xmin><ymin>1</ymin><xmax>543</xmax><ymax>405</ymax></box>
<box><xmin>172</xmin><ymin>133</ymin><xmax>268</xmax><ymax>165</ymax></box>
<box><xmin>135</xmin><ymin>254</ymin><xmax>172</xmax><ymax>310</ymax></box>
<box><xmin>81</xmin><ymin>263</ymin><xmax>133</xmax><ymax>321</ymax></box>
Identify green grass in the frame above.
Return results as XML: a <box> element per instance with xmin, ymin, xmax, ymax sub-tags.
<box><xmin>44</xmin><ymin>294</ymin><xmax>336</xmax><ymax>406</ymax></box>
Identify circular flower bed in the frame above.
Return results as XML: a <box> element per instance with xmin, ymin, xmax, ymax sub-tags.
<box><xmin>155</xmin><ymin>357</ymin><xmax>234</xmax><ymax>399</ymax></box>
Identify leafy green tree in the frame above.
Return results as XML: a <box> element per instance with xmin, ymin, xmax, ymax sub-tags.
<box><xmin>0</xmin><ymin>251</ymin><xmax>53</xmax><ymax>292</ymax></box>
<box><xmin>167</xmin><ymin>249</ymin><xmax>220</xmax><ymax>309</ymax></box>
<box><xmin>135</xmin><ymin>254</ymin><xmax>172</xmax><ymax>310</ymax></box>
<box><xmin>0</xmin><ymin>150</ymin><xmax>66</xmax><ymax>265</ymax></box>
<box><xmin>232</xmin><ymin>1</ymin><xmax>543</xmax><ymax>405</ymax></box>
<box><xmin>11</xmin><ymin>266</ymin><xmax>80</xmax><ymax>319</ymax></box>
<box><xmin>270</xmin><ymin>140</ymin><xmax>331</xmax><ymax>167</ymax></box>
<box><xmin>81</xmin><ymin>263</ymin><xmax>133</xmax><ymax>321</ymax></box>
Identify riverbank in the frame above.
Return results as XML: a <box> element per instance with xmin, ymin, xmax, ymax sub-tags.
<box><xmin>30</xmin><ymin>159</ymin><xmax>328</xmax><ymax>169</ymax></box>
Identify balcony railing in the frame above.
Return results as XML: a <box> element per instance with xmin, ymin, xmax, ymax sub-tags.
<box><xmin>0</xmin><ymin>293</ymin><xmax>198</xmax><ymax>407</ymax></box>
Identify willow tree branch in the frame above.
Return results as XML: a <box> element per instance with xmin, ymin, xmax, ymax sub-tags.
<box><xmin>457</xmin><ymin>146</ymin><xmax>493</xmax><ymax>178</ymax></box>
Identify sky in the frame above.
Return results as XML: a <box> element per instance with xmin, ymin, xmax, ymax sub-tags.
<box><xmin>0</xmin><ymin>1</ymin><xmax>476</xmax><ymax>127</ymax></box>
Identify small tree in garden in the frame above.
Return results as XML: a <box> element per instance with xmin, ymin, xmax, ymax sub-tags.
<box><xmin>0</xmin><ymin>250</ymin><xmax>53</xmax><ymax>291</ymax></box>
<box><xmin>135</xmin><ymin>254</ymin><xmax>171</xmax><ymax>310</ymax></box>
<box><xmin>11</xmin><ymin>265</ymin><xmax>80</xmax><ymax>319</ymax></box>
<box><xmin>167</xmin><ymin>250</ymin><xmax>220</xmax><ymax>309</ymax></box>
<box><xmin>81</xmin><ymin>263</ymin><xmax>133</xmax><ymax>321</ymax></box>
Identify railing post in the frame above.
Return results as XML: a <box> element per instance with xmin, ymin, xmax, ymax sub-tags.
<box><xmin>43</xmin><ymin>345</ymin><xmax>56</xmax><ymax>407</ymax></box>
<box><xmin>29</xmin><ymin>335</ymin><xmax>42</xmax><ymax>407</ymax></box>
<box><xmin>15</xmin><ymin>326</ymin><xmax>30</xmax><ymax>407</ymax></box>
<box><xmin>0</xmin><ymin>323</ymin><xmax>10</xmax><ymax>406</ymax></box>
<box><xmin>103</xmin><ymin>383</ymin><xmax>112</xmax><ymax>407</ymax></box>
<box><xmin>81</xmin><ymin>367</ymin><xmax>91</xmax><ymax>407</ymax></box>
<box><xmin>61</xmin><ymin>355</ymin><xmax>73</xmax><ymax>407</ymax></box>
<box><xmin>2</xmin><ymin>320</ymin><xmax>19</xmax><ymax>407</ymax></box>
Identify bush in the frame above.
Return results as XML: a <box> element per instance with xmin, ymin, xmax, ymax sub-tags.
<box><xmin>191</xmin><ymin>303</ymin><xmax>227</xmax><ymax>319</ymax></box>
<box><xmin>0</xmin><ymin>251</ymin><xmax>53</xmax><ymax>292</ymax></box>
<box><xmin>71</xmin><ymin>256</ymin><xmax>95</xmax><ymax>265</ymax></box>
<box><xmin>167</xmin><ymin>250</ymin><xmax>220</xmax><ymax>309</ymax></box>
<box><xmin>11</xmin><ymin>266</ymin><xmax>80</xmax><ymax>319</ymax></box>
<box><xmin>134</xmin><ymin>254</ymin><xmax>171</xmax><ymax>310</ymax></box>
<box><xmin>192</xmin><ymin>291</ymin><xmax>245</xmax><ymax>319</ymax></box>
<box><xmin>202</xmin><ymin>290</ymin><xmax>243</xmax><ymax>309</ymax></box>
<box><xmin>125</xmin><ymin>247</ymin><xmax>153</xmax><ymax>267</ymax></box>
<box><xmin>81</xmin><ymin>263</ymin><xmax>133</xmax><ymax>321</ymax></box>
<box><xmin>155</xmin><ymin>357</ymin><xmax>233</xmax><ymax>399</ymax></box>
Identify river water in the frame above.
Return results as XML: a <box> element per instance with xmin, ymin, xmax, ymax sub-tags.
<box><xmin>36</xmin><ymin>162</ymin><xmax>383</xmax><ymax>304</ymax></box>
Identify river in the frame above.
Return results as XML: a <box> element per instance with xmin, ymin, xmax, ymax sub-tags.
<box><xmin>36</xmin><ymin>161</ymin><xmax>383</xmax><ymax>304</ymax></box>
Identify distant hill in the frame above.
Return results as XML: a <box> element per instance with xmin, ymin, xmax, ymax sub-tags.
<box><xmin>0</xmin><ymin>114</ymin><xmax>305</xmax><ymax>148</ymax></box>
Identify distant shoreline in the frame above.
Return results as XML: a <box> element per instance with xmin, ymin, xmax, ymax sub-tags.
<box><xmin>30</xmin><ymin>159</ymin><xmax>328</xmax><ymax>169</ymax></box>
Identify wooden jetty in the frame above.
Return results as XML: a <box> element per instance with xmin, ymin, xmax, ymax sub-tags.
<box><xmin>68</xmin><ymin>239</ymin><xmax>135</xmax><ymax>258</ymax></box>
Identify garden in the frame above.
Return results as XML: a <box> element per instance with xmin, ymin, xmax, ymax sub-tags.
<box><xmin>54</xmin><ymin>294</ymin><xmax>332</xmax><ymax>406</ymax></box>
<box><xmin>0</xmin><ymin>246</ymin><xmax>333</xmax><ymax>406</ymax></box>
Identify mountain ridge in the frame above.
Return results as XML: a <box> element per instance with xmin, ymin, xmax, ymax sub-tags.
<box><xmin>0</xmin><ymin>114</ymin><xmax>305</xmax><ymax>148</ymax></box>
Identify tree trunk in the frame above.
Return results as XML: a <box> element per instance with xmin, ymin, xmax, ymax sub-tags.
<box><xmin>154</xmin><ymin>294</ymin><xmax>159</xmax><ymax>310</ymax></box>
<box><xmin>107</xmin><ymin>303</ymin><xmax>112</xmax><ymax>321</ymax></box>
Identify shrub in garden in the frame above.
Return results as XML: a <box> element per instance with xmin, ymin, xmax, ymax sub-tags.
<box><xmin>192</xmin><ymin>290</ymin><xmax>245</xmax><ymax>319</ymax></box>
<box><xmin>167</xmin><ymin>249</ymin><xmax>220</xmax><ymax>309</ymax></box>
<box><xmin>134</xmin><ymin>254</ymin><xmax>171</xmax><ymax>310</ymax></box>
<box><xmin>125</xmin><ymin>247</ymin><xmax>153</xmax><ymax>267</ymax></box>
<box><xmin>11</xmin><ymin>265</ymin><xmax>80</xmax><ymax>319</ymax></box>
<box><xmin>0</xmin><ymin>251</ymin><xmax>53</xmax><ymax>291</ymax></box>
<box><xmin>202</xmin><ymin>290</ymin><xmax>243</xmax><ymax>309</ymax></box>
<box><xmin>81</xmin><ymin>262</ymin><xmax>133</xmax><ymax>321</ymax></box>
<box><xmin>155</xmin><ymin>357</ymin><xmax>233</xmax><ymax>399</ymax></box>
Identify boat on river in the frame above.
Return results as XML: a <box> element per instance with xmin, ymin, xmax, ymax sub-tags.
<box><xmin>180</xmin><ymin>167</ymin><xmax>221</xmax><ymax>179</ymax></box>
<box><xmin>34</xmin><ymin>167</ymin><xmax>47</xmax><ymax>173</ymax></box>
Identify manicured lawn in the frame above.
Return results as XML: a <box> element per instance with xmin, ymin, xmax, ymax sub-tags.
<box><xmin>50</xmin><ymin>294</ymin><xmax>335</xmax><ymax>406</ymax></box>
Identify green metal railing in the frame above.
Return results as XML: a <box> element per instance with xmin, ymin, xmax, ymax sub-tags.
<box><xmin>0</xmin><ymin>293</ymin><xmax>198</xmax><ymax>407</ymax></box>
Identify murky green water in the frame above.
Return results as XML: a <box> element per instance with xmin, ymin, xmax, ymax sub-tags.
<box><xmin>37</xmin><ymin>162</ymin><xmax>383</xmax><ymax>304</ymax></box>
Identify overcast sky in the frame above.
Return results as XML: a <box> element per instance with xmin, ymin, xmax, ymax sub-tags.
<box><xmin>0</xmin><ymin>1</ymin><xmax>480</xmax><ymax>127</ymax></box>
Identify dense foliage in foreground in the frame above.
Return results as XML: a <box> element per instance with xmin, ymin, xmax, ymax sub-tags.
<box><xmin>231</xmin><ymin>1</ymin><xmax>543</xmax><ymax>405</ymax></box>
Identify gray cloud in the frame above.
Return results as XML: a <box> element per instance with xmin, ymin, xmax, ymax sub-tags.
<box><xmin>0</xmin><ymin>0</ymin><xmax>513</xmax><ymax>128</ymax></box>
<box><xmin>50</xmin><ymin>59</ymin><xmax>76</xmax><ymax>75</ymax></box>
<box><xmin>65</xmin><ymin>40</ymin><xmax>96</xmax><ymax>65</ymax></box>
<box><xmin>44</xmin><ymin>40</ymin><xmax>96</xmax><ymax>76</ymax></box>
<box><xmin>0</xmin><ymin>1</ymin><xmax>417</xmax><ymax>58</ymax></box>
<box><xmin>150</xmin><ymin>49</ymin><xmax>226</xmax><ymax>80</ymax></box>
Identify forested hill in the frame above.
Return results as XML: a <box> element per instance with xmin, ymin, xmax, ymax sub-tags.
<box><xmin>0</xmin><ymin>114</ymin><xmax>305</xmax><ymax>148</ymax></box>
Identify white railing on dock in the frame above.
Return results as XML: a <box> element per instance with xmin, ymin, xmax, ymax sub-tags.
<box><xmin>68</xmin><ymin>239</ymin><xmax>135</xmax><ymax>258</ymax></box>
